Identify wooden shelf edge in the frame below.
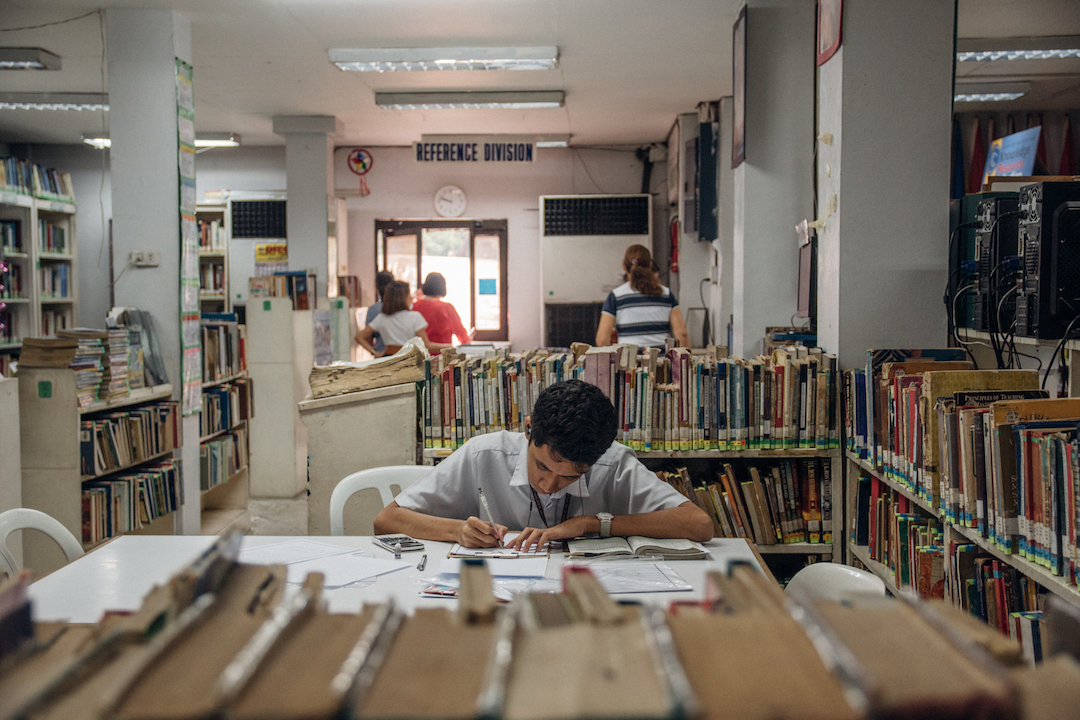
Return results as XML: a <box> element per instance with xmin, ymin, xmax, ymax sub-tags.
<box><xmin>950</xmin><ymin>523</ymin><xmax>1080</xmax><ymax>609</ymax></box>
<box><xmin>81</xmin><ymin>448</ymin><xmax>175</xmax><ymax>482</ymax></box>
<box><xmin>79</xmin><ymin>383</ymin><xmax>173</xmax><ymax>414</ymax></box>
<box><xmin>82</xmin><ymin>508</ymin><xmax>176</xmax><ymax>551</ymax></box>
<box><xmin>199</xmin><ymin>418</ymin><xmax>248</xmax><ymax>444</ymax></box>
<box><xmin>849</xmin><ymin>542</ymin><xmax>902</xmax><ymax>596</ymax></box>
<box><xmin>846</xmin><ymin>451</ymin><xmax>940</xmax><ymax>519</ymax></box>
<box><xmin>201</xmin><ymin>370</ymin><xmax>247</xmax><ymax>389</ymax></box>
<box><xmin>200</xmin><ymin>464</ymin><xmax>248</xmax><ymax>496</ymax></box>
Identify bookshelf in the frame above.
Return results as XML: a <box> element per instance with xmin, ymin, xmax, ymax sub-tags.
<box><xmin>1</xmin><ymin>190</ymin><xmax>78</xmax><ymax>372</ymax></box>
<box><xmin>17</xmin><ymin>368</ymin><xmax>178</xmax><ymax>575</ymax></box>
<box><xmin>197</xmin><ymin>202</ymin><xmax>230</xmax><ymax>313</ymax></box>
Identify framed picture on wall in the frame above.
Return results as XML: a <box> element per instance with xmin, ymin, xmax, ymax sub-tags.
<box><xmin>817</xmin><ymin>0</ymin><xmax>842</xmax><ymax>65</ymax></box>
<box><xmin>731</xmin><ymin>4</ymin><xmax>746</xmax><ymax>169</ymax></box>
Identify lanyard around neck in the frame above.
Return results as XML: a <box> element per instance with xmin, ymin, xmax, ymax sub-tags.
<box><xmin>530</xmin><ymin>486</ymin><xmax>573</xmax><ymax>528</ymax></box>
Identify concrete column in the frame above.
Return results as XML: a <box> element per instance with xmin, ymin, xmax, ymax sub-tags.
<box><xmin>731</xmin><ymin>0</ymin><xmax>816</xmax><ymax>357</ymax></box>
<box><xmin>106</xmin><ymin>9</ymin><xmax>200</xmax><ymax>533</ymax></box>
<box><xmin>816</xmin><ymin>1</ymin><xmax>954</xmax><ymax>368</ymax></box>
<box><xmin>273</xmin><ymin>115</ymin><xmax>340</xmax><ymax>304</ymax></box>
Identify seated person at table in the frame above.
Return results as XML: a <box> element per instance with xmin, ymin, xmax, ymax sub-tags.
<box><xmin>374</xmin><ymin>379</ymin><xmax>714</xmax><ymax>550</ymax></box>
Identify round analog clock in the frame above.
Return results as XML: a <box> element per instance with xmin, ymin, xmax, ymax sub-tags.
<box><xmin>433</xmin><ymin>185</ymin><xmax>467</xmax><ymax>217</ymax></box>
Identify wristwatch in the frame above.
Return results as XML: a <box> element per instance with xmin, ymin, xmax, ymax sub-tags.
<box><xmin>597</xmin><ymin>512</ymin><xmax>614</xmax><ymax>538</ymax></box>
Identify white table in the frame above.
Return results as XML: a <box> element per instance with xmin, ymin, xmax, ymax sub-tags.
<box><xmin>29</xmin><ymin>536</ymin><xmax>764</xmax><ymax>624</ymax></box>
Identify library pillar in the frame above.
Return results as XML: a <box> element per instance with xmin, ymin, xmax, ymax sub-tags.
<box><xmin>815</xmin><ymin>1</ymin><xmax>954</xmax><ymax>367</ymax></box>
<box><xmin>106</xmin><ymin>9</ymin><xmax>201</xmax><ymax>533</ymax></box>
<box><xmin>273</xmin><ymin>115</ymin><xmax>341</xmax><ymax>304</ymax></box>
<box><xmin>730</xmin><ymin>0</ymin><xmax>816</xmax><ymax>358</ymax></box>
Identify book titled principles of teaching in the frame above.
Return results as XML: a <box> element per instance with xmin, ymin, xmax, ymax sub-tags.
<box><xmin>565</xmin><ymin>536</ymin><xmax>707</xmax><ymax>560</ymax></box>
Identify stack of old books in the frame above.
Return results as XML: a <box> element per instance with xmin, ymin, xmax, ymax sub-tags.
<box><xmin>59</xmin><ymin>328</ymin><xmax>108</xmax><ymax>407</ymax></box>
<box><xmin>16</xmin><ymin>336</ymin><xmax>78</xmax><ymax>367</ymax></box>
<box><xmin>101</xmin><ymin>327</ymin><xmax>131</xmax><ymax>401</ymax></box>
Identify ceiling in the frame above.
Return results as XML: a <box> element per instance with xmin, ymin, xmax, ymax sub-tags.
<box><xmin>0</xmin><ymin>0</ymin><xmax>1078</xmax><ymax>148</ymax></box>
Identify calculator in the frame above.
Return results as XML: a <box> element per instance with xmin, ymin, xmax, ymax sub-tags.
<box><xmin>373</xmin><ymin>535</ymin><xmax>425</xmax><ymax>553</ymax></box>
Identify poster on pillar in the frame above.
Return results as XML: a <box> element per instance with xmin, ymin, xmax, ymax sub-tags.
<box><xmin>176</xmin><ymin>58</ymin><xmax>202</xmax><ymax>416</ymax></box>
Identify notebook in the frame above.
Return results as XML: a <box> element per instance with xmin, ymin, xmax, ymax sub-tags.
<box><xmin>565</xmin><ymin>536</ymin><xmax>707</xmax><ymax>560</ymax></box>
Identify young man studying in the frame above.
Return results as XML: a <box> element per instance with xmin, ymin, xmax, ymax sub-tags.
<box><xmin>374</xmin><ymin>379</ymin><xmax>714</xmax><ymax>550</ymax></box>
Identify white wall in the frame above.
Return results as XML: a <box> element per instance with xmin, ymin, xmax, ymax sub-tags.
<box><xmin>332</xmin><ymin>146</ymin><xmax>660</xmax><ymax>350</ymax></box>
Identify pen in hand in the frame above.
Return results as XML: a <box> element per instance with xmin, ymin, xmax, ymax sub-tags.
<box><xmin>477</xmin><ymin>487</ymin><xmax>503</xmax><ymax>548</ymax></box>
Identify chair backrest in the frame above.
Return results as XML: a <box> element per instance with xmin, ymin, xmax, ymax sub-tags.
<box><xmin>0</xmin><ymin>508</ymin><xmax>84</xmax><ymax>579</ymax></box>
<box><xmin>784</xmin><ymin>561</ymin><xmax>886</xmax><ymax>602</ymax></box>
<box><xmin>329</xmin><ymin>465</ymin><xmax>433</xmax><ymax>536</ymax></box>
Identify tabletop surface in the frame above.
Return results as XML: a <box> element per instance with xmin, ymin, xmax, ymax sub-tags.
<box><xmin>29</xmin><ymin>535</ymin><xmax>763</xmax><ymax>623</ymax></box>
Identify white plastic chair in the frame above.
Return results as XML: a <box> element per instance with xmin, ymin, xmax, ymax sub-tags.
<box><xmin>329</xmin><ymin>465</ymin><xmax>433</xmax><ymax>536</ymax></box>
<box><xmin>785</xmin><ymin>562</ymin><xmax>886</xmax><ymax>602</ymax></box>
<box><xmin>0</xmin><ymin>508</ymin><xmax>84</xmax><ymax>579</ymax></box>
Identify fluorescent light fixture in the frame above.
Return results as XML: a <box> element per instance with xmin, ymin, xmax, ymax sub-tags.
<box><xmin>195</xmin><ymin>132</ymin><xmax>241</xmax><ymax>147</ymax></box>
<box><xmin>954</xmin><ymin>92</ymin><xmax>1026</xmax><ymax>102</ymax></box>
<box><xmin>330</xmin><ymin>46</ymin><xmax>557</xmax><ymax>72</ymax></box>
<box><xmin>377</xmin><ymin>91</ymin><xmax>564</xmax><ymax>110</ymax></box>
<box><xmin>0</xmin><ymin>47</ymin><xmax>61</xmax><ymax>70</ymax></box>
<box><xmin>957</xmin><ymin>35</ymin><xmax>1080</xmax><ymax>61</ymax></box>
<box><xmin>82</xmin><ymin>133</ymin><xmax>241</xmax><ymax>149</ymax></box>
<box><xmin>420</xmin><ymin>133</ymin><xmax>570</xmax><ymax>147</ymax></box>
<box><xmin>0</xmin><ymin>92</ymin><xmax>107</xmax><ymax>111</ymax></box>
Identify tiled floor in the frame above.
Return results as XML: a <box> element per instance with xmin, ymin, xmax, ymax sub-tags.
<box><xmin>248</xmin><ymin>494</ymin><xmax>308</xmax><ymax>536</ymax></box>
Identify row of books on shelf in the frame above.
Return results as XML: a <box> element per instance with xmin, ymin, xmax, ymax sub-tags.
<box><xmin>38</xmin><ymin>219</ymin><xmax>67</xmax><ymax>253</ymax></box>
<box><xmin>81</xmin><ymin>459</ymin><xmax>183</xmax><ymax>545</ymax></box>
<box><xmin>201</xmin><ymin>377</ymin><xmax>253</xmax><ymax>437</ymax></box>
<box><xmin>843</xmin><ymin>353</ymin><xmax>1080</xmax><ymax>584</ymax></box>
<box><xmin>423</xmin><ymin>344</ymin><xmax>838</xmax><ymax>452</ymax></box>
<box><xmin>0</xmin><ymin>157</ymin><xmax>74</xmax><ymax>201</ymax></box>
<box><xmin>0</xmin><ymin>308</ymin><xmax>14</xmax><ymax>345</ymax></box>
<box><xmin>662</xmin><ymin>458</ymin><xmax>831</xmax><ymax>545</ymax></box>
<box><xmin>248</xmin><ymin>270</ymin><xmax>317</xmax><ymax>310</ymax></box>
<box><xmin>0</xmin><ymin>261</ymin><xmax>22</xmax><ymax>298</ymax></box>
<box><xmin>79</xmin><ymin>400</ymin><xmax>181</xmax><ymax>477</ymax></box>
<box><xmin>852</xmin><ymin>471</ymin><xmax>1051</xmax><ymax>663</ymax></box>
<box><xmin>37</xmin><ymin>262</ymin><xmax>69</xmax><ymax>298</ymax></box>
<box><xmin>39</xmin><ymin>309</ymin><xmax>70</xmax><ymax>336</ymax></box>
<box><xmin>201</xmin><ymin>313</ymin><xmax>245</xmax><ymax>383</ymax></box>
<box><xmin>200</xmin><ymin>263</ymin><xmax>225</xmax><ymax>294</ymax></box>
<box><xmin>200</xmin><ymin>427</ymin><xmax>248</xmax><ymax>492</ymax></box>
<box><xmin>198</xmin><ymin>218</ymin><xmax>226</xmax><ymax>251</ymax></box>
<box><xmin>1</xmin><ymin>220</ymin><xmax>21</xmax><ymax>252</ymax></box>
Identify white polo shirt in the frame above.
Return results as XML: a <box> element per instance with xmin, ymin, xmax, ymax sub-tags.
<box><xmin>394</xmin><ymin>431</ymin><xmax>689</xmax><ymax>530</ymax></box>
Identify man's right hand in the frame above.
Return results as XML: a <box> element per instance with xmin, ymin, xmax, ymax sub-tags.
<box><xmin>457</xmin><ymin>516</ymin><xmax>508</xmax><ymax>548</ymax></box>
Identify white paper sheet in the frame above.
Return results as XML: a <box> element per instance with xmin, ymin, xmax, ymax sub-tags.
<box><xmin>584</xmin><ymin>561</ymin><xmax>693</xmax><ymax>593</ymax></box>
<box><xmin>437</xmin><ymin>556</ymin><xmax>549</xmax><ymax>578</ymax></box>
<box><xmin>285</xmin><ymin>551</ymin><xmax>412</xmax><ymax>587</ymax></box>
<box><xmin>238</xmin><ymin>539</ymin><xmax>355</xmax><ymax>566</ymax></box>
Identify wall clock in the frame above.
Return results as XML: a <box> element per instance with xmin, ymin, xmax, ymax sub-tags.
<box><xmin>434</xmin><ymin>185</ymin><xmax>467</xmax><ymax>217</ymax></box>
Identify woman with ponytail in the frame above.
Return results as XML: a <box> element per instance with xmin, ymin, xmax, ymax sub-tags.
<box><xmin>595</xmin><ymin>244</ymin><xmax>690</xmax><ymax>349</ymax></box>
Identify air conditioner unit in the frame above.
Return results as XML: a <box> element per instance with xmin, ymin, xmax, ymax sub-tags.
<box><xmin>540</xmin><ymin>194</ymin><xmax>652</xmax><ymax>346</ymax></box>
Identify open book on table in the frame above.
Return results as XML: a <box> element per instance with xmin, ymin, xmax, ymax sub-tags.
<box><xmin>565</xmin><ymin>536</ymin><xmax>707</xmax><ymax>560</ymax></box>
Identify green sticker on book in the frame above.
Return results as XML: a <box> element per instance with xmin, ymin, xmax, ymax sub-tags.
<box><xmin>38</xmin><ymin>381</ymin><xmax>51</xmax><ymax>398</ymax></box>
<box><xmin>264</xmin><ymin>300</ymin><xmax>271</xmax><ymax>311</ymax></box>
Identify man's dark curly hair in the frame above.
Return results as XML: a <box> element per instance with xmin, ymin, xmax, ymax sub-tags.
<box><xmin>529</xmin><ymin>380</ymin><xmax>617</xmax><ymax>466</ymax></box>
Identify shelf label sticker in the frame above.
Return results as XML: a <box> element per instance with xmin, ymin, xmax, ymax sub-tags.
<box><xmin>37</xmin><ymin>380</ymin><xmax>51</xmax><ymax>398</ymax></box>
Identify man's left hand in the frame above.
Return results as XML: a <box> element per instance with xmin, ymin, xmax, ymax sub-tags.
<box><xmin>506</xmin><ymin>515</ymin><xmax>596</xmax><ymax>552</ymax></box>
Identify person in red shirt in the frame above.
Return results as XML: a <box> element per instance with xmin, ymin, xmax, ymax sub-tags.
<box><xmin>412</xmin><ymin>272</ymin><xmax>472</xmax><ymax>346</ymax></box>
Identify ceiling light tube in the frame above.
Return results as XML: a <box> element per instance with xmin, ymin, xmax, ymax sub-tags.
<box><xmin>954</xmin><ymin>92</ymin><xmax>1026</xmax><ymax>102</ymax></box>
<box><xmin>376</xmin><ymin>91</ymin><xmax>564</xmax><ymax>110</ymax></box>
<box><xmin>957</xmin><ymin>34</ymin><xmax>1080</xmax><ymax>61</ymax></box>
<box><xmin>330</xmin><ymin>46</ymin><xmax>558</xmax><ymax>72</ymax></box>
<box><xmin>0</xmin><ymin>92</ymin><xmax>107</xmax><ymax>111</ymax></box>
<box><xmin>0</xmin><ymin>47</ymin><xmax>61</xmax><ymax>71</ymax></box>
<box><xmin>82</xmin><ymin>132</ymin><xmax>241</xmax><ymax>149</ymax></box>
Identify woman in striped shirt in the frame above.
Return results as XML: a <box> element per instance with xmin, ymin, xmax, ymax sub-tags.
<box><xmin>595</xmin><ymin>244</ymin><xmax>690</xmax><ymax>349</ymax></box>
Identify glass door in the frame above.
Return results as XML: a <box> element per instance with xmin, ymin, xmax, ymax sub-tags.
<box><xmin>376</xmin><ymin>219</ymin><xmax>508</xmax><ymax>341</ymax></box>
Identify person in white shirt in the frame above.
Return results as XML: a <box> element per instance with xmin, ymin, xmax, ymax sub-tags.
<box><xmin>354</xmin><ymin>280</ymin><xmax>445</xmax><ymax>356</ymax></box>
<box><xmin>375</xmin><ymin>379</ymin><xmax>714</xmax><ymax>550</ymax></box>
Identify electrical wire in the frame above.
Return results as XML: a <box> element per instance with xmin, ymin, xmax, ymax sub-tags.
<box><xmin>699</xmin><ymin>277</ymin><xmax>712</xmax><ymax>346</ymax></box>
<box><xmin>1041</xmin><ymin>314</ymin><xmax>1080</xmax><ymax>390</ymax></box>
<box><xmin>0</xmin><ymin>10</ymin><xmax>99</xmax><ymax>32</ymax></box>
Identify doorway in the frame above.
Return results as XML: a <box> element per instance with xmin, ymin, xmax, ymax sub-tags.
<box><xmin>375</xmin><ymin>219</ymin><xmax>508</xmax><ymax>342</ymax></box>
